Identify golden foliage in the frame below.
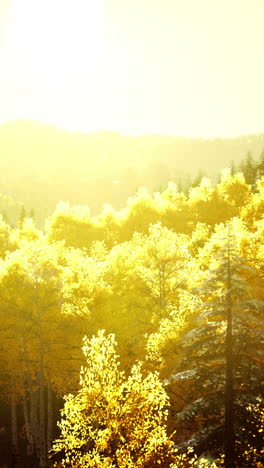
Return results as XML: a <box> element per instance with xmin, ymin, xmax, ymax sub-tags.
<box><xmin>52</xmin><ymin>330</ymin><xmax>195</xmax><ymax>468</ymax></box>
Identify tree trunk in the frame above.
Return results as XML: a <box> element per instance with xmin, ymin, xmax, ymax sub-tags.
<box><xmin>30</xmin><ymin>388</ymin><xmax>40</xmax><ymax>459</ymax></box>
<box><xmin>21</xmin><ymin>336</ymin><xmax>36</xmax><ymax>455</ymax></box>
<box><xmin>47</xmin><ymin>384</ymin><xmax>53</xmax><ymax>454</ymax></box>
<box><xmin>22</xmin><ymin>393</ymin><xmax>34</xmax><ymax>455</ymax></box>
<box><xmin>39</xmin><ymin>317</ymin><xmax>47</xmax><ymax>468</ymax></box>
<box><xmin>224</xmin><ymin>232</ymin><xmax>235</xmax><ymax>468</ymax></box>
<box><xmin>11</xmin><ymin>395</ymin><xmax>20</xmax><ymax>468</ymax></box>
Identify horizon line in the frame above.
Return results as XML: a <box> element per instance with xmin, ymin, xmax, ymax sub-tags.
<box><xmin>1</xmin><ymin>118</ymin><xmax>264</xmax><ymax>141</ymax></box>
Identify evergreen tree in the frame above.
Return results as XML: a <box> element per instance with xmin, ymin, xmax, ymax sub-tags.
<box><xmin>243</xmin><ymin>152</ymin><xmax>257</xmax><ymax>187</ymax></box>
<box><xmin>230</xmin><ymin>161</ymin><xmax>236</xmax><ymax>177</ymax></box>
<box><xmin>1</xmin><ymin>210</ymin><xmax>9</xmax><ymax>223</ymax></box>
<box><xmin>176</xmin><ymin>178</ymin><xmax>184</xmax><ymax>194</ymax></box>
<box><xmin>192</xmin><ymin>171</ymin><xmax>206</xmax><ymax>188</ymax></box>
<box><xmin>19</xmin><ymin>205</ymin><xmax>26</xmax><ymax>225</ymax></box>
<box><xmin>238</xmin><ymin>158</ymin><xmax>246</xmax><ymax>175</ymax></box>
<box><xmin>169</xmin><ymin>224</ymin><xmax>264</xmax><ymax>466</ymax></box>
<box><xmin>256</xmin><ymin>148</ymin><xmax>264</xmax><ymax>178</ymax></box>
<box><xmin>29</xmin><ymin>208</ymin><xmax>35</xmax><ymax>220</ymax></box>
<box><xmin>183</xmin><ymin>174</ymin><xmax>192</xmax><ymax>195</ymax></box>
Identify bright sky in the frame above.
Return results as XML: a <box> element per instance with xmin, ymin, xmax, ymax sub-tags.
<box><xmin>0</xmin><ymin>0</ymin><xmax>264</xmax><ymax>137</ymax></box>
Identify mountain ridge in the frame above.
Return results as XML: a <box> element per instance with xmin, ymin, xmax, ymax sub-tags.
<box><xmin>1</xmin><ymin>119</ymin><xmax>264</xmax><ymax>224</ymax></box>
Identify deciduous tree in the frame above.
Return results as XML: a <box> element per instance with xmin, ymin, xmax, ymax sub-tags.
<box><xmin>52</xmin><ymin>330</ymin><xmax>194</xmax><ymax>468</ymax></box>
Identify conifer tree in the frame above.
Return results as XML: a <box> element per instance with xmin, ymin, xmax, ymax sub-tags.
<box><xmin>29</xmin><ymin>208</ymin><xmax>35</xmax><ymax>220</ymax></box>
<box><xmin>168</xmin><ymin>224</ymin><xmax>264</xmax><ymax>466</ymax></box>
<box><xmin>19</xmin><ymin>205</ymin><xmax>26</xmax><ymax>225</ymax></box>
<box><xmin>256</xmin><ymin>148</ymin><xmax>264</xmax><ymax>178</ymax></box>
<box><xmin>243</xmin><ymin>152</ymin><xmax>257</xmax><ymax>187</ymax></box>
<box><xmin>191</xmin><ymin>171</ymin><xmax>206</xmax><ymax>188</ymax></box>
<box><xmin>230</xmin><ymin>161</ymin><xmax>236</xmax><ymax>177</ymax></box>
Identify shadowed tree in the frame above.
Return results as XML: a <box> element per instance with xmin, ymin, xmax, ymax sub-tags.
<box><xmin>164</xmin><ymin>223</ymin><xmax>264</xmax><ymax>466</ymax></box>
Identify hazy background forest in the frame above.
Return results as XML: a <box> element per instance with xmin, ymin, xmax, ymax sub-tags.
<box><xmin>0</xmin><ymin>145</ymin><xmax>264</xmax><ymax>467</ymax></box>
<box><xmin>1</xmin><ymin>120</ymin><xmax>264</xmax><ymax>225</ymax></box>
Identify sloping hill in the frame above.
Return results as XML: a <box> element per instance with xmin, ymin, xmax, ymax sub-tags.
<box><xmin>1</xmin><ymin>120</ymin><xmax>264</xmax><ymax>224</ymax></box>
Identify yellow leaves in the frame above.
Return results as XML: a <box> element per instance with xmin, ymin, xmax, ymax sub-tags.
<box><xmin>61</xmin><ymin>248</ymin><xmax>110</xmax><ymax>321</ymax></box>
<box><xmin>194</xmin><ymin>457</ymin><xmax>219</xmax><ymax>468</ymax></box>
<box><xmin>13</xmin><ymin>218</ymin><xmax>43</xmax><ymax>245</ymax></box>
<box><xmin>46</xmin><ymin>201</ymin><xmax>106</xmax><ymax>250</ymax></box>
<box><xmin>189</xmin><ymin>177</ymin><xmax>213</xmax><ymax>203</ymax></box>
<box><xmin>0</xmin><ymin>214</ymin><xmax>18</xmax><ymax>258</ymax></box>
<box><xmin>53</xmin><ymin>330</ymin><xmax>185</xmax><ymax>468</ymax></box>
<box><xmin>146</xmin><ymin>291</ymin><xmax>200</xmax><ymax>370</ymax></box>
<box><xmin>0</xmin><ymin>240</ymin><xmax>88</xmax><ymax>398</ymax></box>
<box><xmin>218</xmin><ymin>170</ymin><xmax>251</xmax><ymax>208</ymax></box>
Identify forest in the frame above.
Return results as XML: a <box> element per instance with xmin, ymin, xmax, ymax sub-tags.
<box><xmin>0</xmin><ymin>165</ymin><xmax>264</xmax><ymax>468</ymax></box>
<box><xmin>1</xmin><ymin>120</ymin><xmax>264</xmax><ymax>226</ymax></box>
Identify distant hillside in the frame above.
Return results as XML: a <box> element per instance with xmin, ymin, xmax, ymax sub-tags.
<box><xmin>1</xmin><ymin>120</ymin><xmax>264</xmax><ymax>224</ymax></box>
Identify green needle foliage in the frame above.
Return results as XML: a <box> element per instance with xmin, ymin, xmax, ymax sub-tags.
<box><xmin>168</xmin><ymin>223</ymin><xmax>264</xmax><ymax>466</ymax></box>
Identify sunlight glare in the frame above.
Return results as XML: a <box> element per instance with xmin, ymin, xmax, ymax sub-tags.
<box><xmin>14</xmin><ymin>0</ymin><xmax>102</xmax><ymax>84</ymax></box>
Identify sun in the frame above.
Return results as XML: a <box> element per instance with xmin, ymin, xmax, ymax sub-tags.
<box><xmin>13</xmin><ymin>0</ymin><xmax>103</xmax><ymax>128</ymax></box>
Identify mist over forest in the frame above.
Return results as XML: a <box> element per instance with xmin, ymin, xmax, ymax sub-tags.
<box><xmin>0</xmin><ymin>121</ymin><xmax>264</xmax><ymax>467</ymax></box>
<box><xmin>1</xmin><ymin>120</ymin><xmax>264</xmax><ymax>225</ymax></box>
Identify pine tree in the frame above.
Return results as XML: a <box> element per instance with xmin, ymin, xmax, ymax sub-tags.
<box><xmin>168</xmin><ymin>224</ymin><xmax>264</xmax><ymax>466</ymax></box>
<box><xmin>243</xmin><ymin>152</ymin><xmax>257</xmax><ymax>187</ymax></box>
<box><xmin>191</xmin><ymin>171</ymin><xmax>206</xmax><ymax>188</ymax></box>
<box><xmin>29</xmin><ymin>208</ymin><xmax>35</xmax><ymax>220</ymax></box>
<box><xmin>256</xmin><ymin>148</ymin><xmax>264</xmax><ymax>178</ymax></box>
<box><xmin>230</xmin><ymin>161</ymin><xmax>236</xmax><ymax>177</ymax></box>
<box><xmin>19</xmin><ymin>205</ymin><xmax>26</xmax><ymax>225</ymax></box>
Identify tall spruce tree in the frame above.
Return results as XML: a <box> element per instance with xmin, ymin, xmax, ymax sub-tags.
<box><xmin>257</xmin><ymin>148</ymin><xmax>264</xmax><ymax>179</ymax></box>
<box><xmin>169</xmin><ymin>224</ymin><xmax>264</xmax><ymax>466</ymax></box>
<box><xmin>230</xmin><ymin>161</ymin><xmax>236</xmax><ymax>177</ymax></box>
<box><xmin>243</xmin><ymin>152</ymin><xmax>257</xmax><ymax>188</ymax></box>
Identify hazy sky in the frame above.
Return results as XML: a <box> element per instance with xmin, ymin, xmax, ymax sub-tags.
<box><xmin>0</xmin><ymin>0</ymin><xmax>264</xmax><ymax>137</ymax></box>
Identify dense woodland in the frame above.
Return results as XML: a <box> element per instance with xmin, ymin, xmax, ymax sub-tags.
<box><xmin>1</xmin><ymin>120</ymin><xmax>264</xmax><ymax>226</ymax></box>
<box><xmin>0</xmin><ymin>160</ymin><xmax>264</xmax><ymax>467</ymax></box>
